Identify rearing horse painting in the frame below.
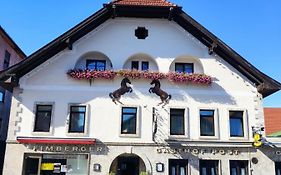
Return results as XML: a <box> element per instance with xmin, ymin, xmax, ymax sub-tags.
<box><xmin>109</xmin><ymin>78</ymin><xmax>133</xmax><ymax>105</ymax></box>
<box><xmin>149</xmin><ymin>79</ymin><xmax>171</xmax><ymax>106</ymax></box>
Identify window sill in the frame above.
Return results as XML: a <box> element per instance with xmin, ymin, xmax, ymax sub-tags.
<box><xmin>199</xmin><ymin>136</ymin><xmax>220</xmax><ymax>140</ymax></box>
<box><xmin>32</xmin><ymin>131</ymin><xmax>53</xmax><ymax>136</ymax></box>
<box><xmin>229</xmin><ymin>136</ymin><xmax>249</xmax><ymax>141</ymax></box>
<box><xmin>168</xmin><ymin>135</ymin><xmax>189</xmax><ymax>140</ymax></box>
<box><xmin>66</xmin><ymin>132</ymin><xmax>88</xmax><ymax>137</ymax></box>
<box><xmin>119</xmin><ymin>134</ymin><xmax>140</xmax><ymax>138</ymax></box>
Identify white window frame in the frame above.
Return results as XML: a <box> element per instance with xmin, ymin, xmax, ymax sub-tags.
<box><xmin>228</xmin><ymin>109</ymin><xmax>249</xmax><ymax>140</ymax></box>
<box><xmin>119</xmin><ymin>105</ymin><xmax>141</xmax><ymax>138</ymax></box>
<box><xmin>168</xmin><ymin>107</ymin><xmax>189</xmax><ymax>139</ymax></box>
<box><xmin>66</xmin><ymin>103</ymin><xmax>90</xmax><ymax>137</ymax></box>
<box><xmin>198</xmin><ymin>108</ymin><xmax>220</xmax><ymax>140</ymax></box>
<box><xmin>32</xmin><ymin>102</ymin><xmax>55</xmax><ymax>136</ymax></box>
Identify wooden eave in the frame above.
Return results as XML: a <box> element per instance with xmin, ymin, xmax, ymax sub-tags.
<box><xmin>0</xmin><ymin>4</ymin><xmax>280</xmax><ymax>97</ymax></box>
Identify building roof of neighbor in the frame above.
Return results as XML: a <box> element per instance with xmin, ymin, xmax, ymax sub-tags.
<box><xmin>264</xmin><ymin>108</ymin><xmax>281</xmax><ymax>137</ymax></box>
<box><xmin>0</xmin><ymin>0</ymin><xmax>280</xmax><ymax>97</ymax></box>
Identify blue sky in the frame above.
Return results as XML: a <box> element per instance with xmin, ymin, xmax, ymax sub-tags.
<box><xmin>0</xmin><ymin>0</ymin><xmax>280</xmax><ymax>107</ymax></box>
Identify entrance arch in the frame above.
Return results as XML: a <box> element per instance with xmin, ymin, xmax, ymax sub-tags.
<box><xmin>109</xmin><ymin>153</ymin><xmax>146</xmax><ymax>175</ymax></box>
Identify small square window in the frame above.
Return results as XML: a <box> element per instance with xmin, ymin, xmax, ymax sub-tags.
<box><xmin>86</xmin><ymin>60</ymin><xmax>106</xmax><ymax>71</ymax></box>
<box><xmin>34</xmin><ymin>105</ymin><xmax>52</xmax><ymax>132</ymax></box>
<box><xmin>131</xmin><ymin>61</ymin><xmax>139</xmax><ymax>70</ymax></box>
<box><xmin>230</xmin><ymin>160</ymin><xmax>248</xmax><ymax>175</ymax></box>
<box><xmin>121</xmin><ymin>107</ymin><xmax>137</xmax><ymax>134</ymax></box>
<box><xmin>141</xmin><ymin>61</ymin><xmax>149</xmax><ymax>71</ymax></box>
<box><xmin>200</xmin><ymin>110</ymin><xmax>215</xmax><ymax>136</ymax></box>
<box><xmin>69</xmin><ymin>106</ymin><xmax>86</xmax><ymax>133</ymax></box>
<box><xmin>170</xmin><ymin>109</ymin><xmax>185</xmax><ymax>135</ymax></box>
<box><xmin>175</xmin><ymin>63</ymin><xmax>194</xmax><ymax>73</ymax></box>
<box><xmin>229</xmin><ymin>111</ymin><xmax>244</xmax><ymax>137</ymax></box>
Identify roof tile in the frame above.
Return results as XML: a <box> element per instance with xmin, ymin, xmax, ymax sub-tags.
<box><xmin>264</xmin><ymin>108</ymin><xmax>281</xmax><ymax>135</ymax></box>
<box><xmin>112</xmin><ymin>0</ymin><xmax>177</xmax><ymax>7</ymax></box>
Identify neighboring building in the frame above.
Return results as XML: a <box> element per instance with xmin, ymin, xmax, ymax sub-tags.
<box><xmin>1</xmin><ymin>0</ymin><xmax>281</xmax><ymax>175</ymax></box>
<box><xmin>264</xmin><ymin>108</ymin><xmax>281</xmax><ymax>137</ymax></box>
<box><xmin>0</xmin><ymin>26</ymin><xmax>25</xmax><ymax>174</ymax></box>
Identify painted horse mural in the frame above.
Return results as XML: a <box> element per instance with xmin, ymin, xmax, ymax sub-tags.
<box><xmin>109</xmin><ymin>77</ymin><xmax>133</xmax><ymax>105</ymax></box>
<box><xmin>149</xmin><ymin>79</ymin><xmax>171</xmax><ymax>106</ymax></box>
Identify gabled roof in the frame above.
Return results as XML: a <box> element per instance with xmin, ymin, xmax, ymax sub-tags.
<box><xmin>0</xmin><ymin>26</ymin><xmax>26</xmax><ymax>59</ymax></box>
<box><xmin>0</xmin><ymin>1</ymin><xmax>280</xmax><ymax>97</ymax></box>
<box><xmin>111</xmin><ymin>0</ymin><xmax>177</xmax><ymax>7</ymax></box>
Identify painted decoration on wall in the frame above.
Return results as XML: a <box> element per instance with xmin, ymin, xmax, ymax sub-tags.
<box><xmin>149</xmin><ymin>79</ymin><xmax>171</xmax><ymax>106</ymax></box>
<box><xmin>109</xmin><ymin>78</ymin><xmax>133</xmax><ymax>105</ymax></box>
<box><xmin>67</xmin><ymin>69</ymin><xmax>212</xmax><ymax>85</ymax></box>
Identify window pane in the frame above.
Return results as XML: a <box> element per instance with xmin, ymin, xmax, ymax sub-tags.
<box><xmin>121</xmin><ymin>107</ymin><xmax>137</xmax><ymax>134</ymax></box>
<box><xmin>86</xmin><ymin>60</ymin><xmax>106</xmax><ymax>70</ymax></box>
<box><xmin>34</xmin><ymin>105</ymin><xmax>52</xmax><ymax>132</ymax></box>
<box><xmin>169</xmin><ymin>159</ymin><xmax>188</xmax><ymax>175</ymax></box>
<box><xmin>200</xmin><ymin>160</ymin><xmax>218</xmax><ymax>175</ymax></box>
<box><xmin>200</xmin><ymin>110</ymin><xmax>215</xmax><ymax>136</ymax></box>
<box><xmin>69</xmin><ymin>113</ymin><xmax>85</xmax><ymax>133</ymax></box>
<box><xmin>131</xmin><ymin>61</ymin><xmax>139</xmax><ymax>70</ymax></box>
<box><xmin>170</xmin><ymin>109</ymin><xmax>185</xmax><ymax>135</ymax></box>
<box><xmin>141</xmin><ymin>61</ymin><xmax>149</xmax><ymax>71</ymax></box>
<box><xmin>230</xmin><ymin>111</ymin><xmax>244</xmax><ymax>137</ymax></box>
<box><xmin>0</xmin><ymin>92</ymin><xmax>4</xmax><ymax>102</ymax></box>
<box><xmin>175</xmin><ymin>63</ymin><xmax>194</xmax><ymax>73</ymax></box>
<box><xmin>230</xmin><ymin>160</ymin><xmax>248</xmax><ymax>175</ymax></box>
<box><xmin>71</xmin><ymin>106</ymin><xmax>86</xmax><ymax>112</ymax></box>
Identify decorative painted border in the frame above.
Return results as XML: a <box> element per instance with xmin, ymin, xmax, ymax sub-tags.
<box><xmin>67</xmin><ymin>69</ymin><xmax>212</xmax><ymax>85</ymax></box>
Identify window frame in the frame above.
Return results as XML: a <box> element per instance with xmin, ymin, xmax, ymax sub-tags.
<box><xmin>198</xmin><ymin>108</ymin><xmax>219</xmax><ymax>140</ymax></box>
<box><xmin>199</xmin><ymin>159</ymin><xmax>220</xmax><ymax>175</ymax></box>
<box><xmin>131</xmin><ymin>61</ymin><xmax>139</xmax><ymax>70</ymax></box>
<box><xmin>66</xmin><ymin>103</ymin><xmax>89</xmax><ymax>136</ymax></box>
<box><xmin>229</xmin><ymin>160</ymin><xmax>249</xmax><ymax>175</ymax></box>
<box><xmin>141</xmin><ymin>61</ymin><xmax>149</xmax><ymax>71</ymax></box>
<box><xmin>169</xmin><ymin>159</ymin><xmax>189</xmax><ymax>175</ymax></box>
<box><xmin>175</xmin><ymin>62</ymin><xmax>194</xmax><ymax>74</ymax></box>
<box><xmin>32</xmin><ymin>102</ymin><xmax>55</xmax><ymax>135</ymax></box>
<box><xmin>168</xmin><ymin>107</ymin><xmax>189</xmax><ymax>139</ymax></box>
<box><xmin>228</xmin><ymin>109</ymin><xmax>248</xmax><ymax>140</ymax></box>
<box><xmin>86</xmin><ymin>59</ymin><xmax>106</xmax><ymax>71</ymax></box>
<box><xmin>119</xmin><ymin>105</ymin><xmax>141</xmax><ymax>138</ymax></box>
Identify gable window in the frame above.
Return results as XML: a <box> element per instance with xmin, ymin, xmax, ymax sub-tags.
<box><xmin>200</xmin><ymin>160</ymin><xmax>219</xmax><ymax>175</ymax></box>
<box><xmin>0</xmin><ymin>91</ymin><xmax>4</xmax><ymax>102</ymax></box>
<box><xmin>121</xmin><ymin>107</ymin><xmax>137</xmax><ymax>134</ymax></box>
<box><xmin>169</xmin><ymin>159</ymin><xmax>188</xmax><ymax>175</ymax></box>
<box><xmin>229</xmin><ymin>111</ymin><xmax>244</xmax><ymax>137</ymax></box>
<box><xmin>175</xmin><ymin>63</ymin><xmax>194</xmax><ymax>73</ymax></box>
<box><xmin>68</xmin><ymin>106</ymin><xmax>86</xmax><ymax>133</ymax></box>
<box><xmin>34</xmin><ymin>105</ymin><xmax>52</xmax><ymax>132</ymax></box>
<box><xmin>131</xmin><ymin>61</ymin><xmax>139</xmax><ymax>70</ymax></box>
<box><xmin>170</xmin><ymin>108</ymin><xmax>185</xmax><ymax>135</ymax></box>
<box><xmin>200</xmin><ymin>110</ymin><xmax>215</xmax><ymax>136</ymax></box>
<box><xmin>230</xmin><ymin>160</ymin><xmax>248</xmax><ymax>175</ymax></box>
<box><xmin>141</xmin><ymin>61</ymin><xmax>149</xmax><ymax>71</ymax></box>
<box><xmin>86</xmin><ymin>59</ymin><xmax>106</xmax><ymax>71</ymax></box>
<box><xmin>3</xmin><ymin>50</ymin><xmax>11</xmax><ymax>69</ymax></box>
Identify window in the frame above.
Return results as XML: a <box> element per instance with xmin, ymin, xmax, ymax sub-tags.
<box><xmin>169</xmin><ymin>159</ymin><xmax>188</xmax><ymax>175</ymax></box>
<box><xmin>3</xmin><ymin>50</ymin><xmax>11</xmax><ymax>69</ymax></box>
<box><xmin>175</xmin><ymin>63</ymin><xmax>194</xmax><ymax>73</ymax></box>
<box><xmin>69</xmin><ymin>106</ymin><xmax>86</xmax><ymax>133</ymax></box>
<box><xmin>170</xmin><ymin>108</ymin><xmax>185</xmax><ymax>135</ymax></box>
<box><xmin>135</xmin><ymin>27</ymin><xmax>148</xmax><ymax>39</ymax></box>
<box><xmin>230</xmin><ymin>160</ymin><xmax>248</xmax><ymax>175</ymax></box>
<box><xmin>34</xmin><ymin>105</ymin><xmax>52</xmax><ymax>132</ymax></box>
<box><xmin>200</xmin><ymin>160</ymin><xmax>219</xmax><ymax>175</ymax></box>
<box><xmin>86</xmin><ymin>59</ymin><xmax>106</xmax><ymax>71</ymax></box>
<box><xmin>121</xmin><ymin>107</ymin><xmax>137</xmax><ymax>134</ymax></box>
<box><xmin>131</xmin><ymin>61</ymin><xmax>139</xmax><ymax>70</ymax></box>
<box><xmin>229</xmin><ymin>111</ymin><xmax>244</xmax><ymax>137</ymax></box>
<box><xmin>141</xmin><ymin>61</ymin><xmax>149</xmax><ymax>71</ymax></box>
<box><xmin>275</xmin><ymin>162</ymin><xmax>281</xmax><ymax>175</ymax></box>
<box><xmin>0</xmin><ymin>91</ymin><xmax>4</xmax><ymax>102</ymax></box>
<box><xmin>200</xmin><ymin>110</ymin><xmax>215</xmax><ymax>136</ymax></box>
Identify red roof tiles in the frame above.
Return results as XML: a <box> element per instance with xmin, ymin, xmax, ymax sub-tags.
<box><xmin>264</xmin><ymin>108</ymin><xmax>281</xmax><ymax>135</ymax></box>
<box><xmin>112</xmin><ymin>0</ymin><xmax>177</xmax><ymax>7</ymax></box>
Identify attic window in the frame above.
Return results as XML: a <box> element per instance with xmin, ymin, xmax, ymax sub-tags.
<box><xmin>135</xmin><ymin>27</ymin><xmax>148</xmax><ymax>39</ymax></box>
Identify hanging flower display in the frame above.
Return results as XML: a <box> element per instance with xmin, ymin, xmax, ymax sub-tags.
<box><xmin>67</xmin><ymin>69</ymin><xmax>212</xmax><ymax>85</ymax></box>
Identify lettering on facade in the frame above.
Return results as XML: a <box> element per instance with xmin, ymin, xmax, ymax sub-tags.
<box><xmin>156</xmin><ymin>147</ymin><xmax>239</xmax><ymax>155</ymax></box>
<box><xmin>26</xmin><ymin>144</ymin><xmax>107</xmax><ymax>154</ymax></box>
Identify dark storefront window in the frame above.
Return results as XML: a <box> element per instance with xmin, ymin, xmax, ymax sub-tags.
<box><xmin>229</xmin><ymin>111</ymin><xmax>244</xmax><ymax>137</ymax></box>
<box><xmin>230</xmin><ymin>160</ymin><xmax>248</xmax><ymax>175</ymax></box>
<box><xmin>200</xmin><ymin>110</ymin><xmax>215</xmax><ymax>136</ymax></box>
<box><xmin>169</xmin><ymin>159</ymin><xmax>188</xmax><ymax>175</ymax></box>
<box><xmin>34</xmin><ymin>105</ymin><xmax>52</xmax><ymax>132</ymax></box>
<box><xmin>200</xmin><ymin>160</ymin><xmax>219</xmax><ymax>175</ymax></box>
<box><xmin>170</xmin><ymin>108</ymin><xmax>185</xmax><ymax>135</ymax></box>
<box><xmin>121</xmin><ymin>107</ymin><xmax>137</xmax><ymax>134</ymax></box>
<box><xmin>68</xmin><ymin>106</ymin><xmax>86</xmax><ymax>133</ymax></box>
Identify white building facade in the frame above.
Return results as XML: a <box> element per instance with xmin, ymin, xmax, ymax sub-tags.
<box><xmin>1</xmin><ymin>1</ymin><xmax>281</xmax><ymax>175</ymax></box>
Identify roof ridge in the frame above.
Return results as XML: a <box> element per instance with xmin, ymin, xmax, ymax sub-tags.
<box><xmin>111</xmin><ymin>0</ymin><xmax>177</xmax><ymax>7</ymax></box>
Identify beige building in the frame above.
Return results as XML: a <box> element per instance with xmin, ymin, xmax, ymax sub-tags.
<box><xmin>0</xmin><ymin>0</ymin><xmax>281</xmax><ymax>175</ymax></box>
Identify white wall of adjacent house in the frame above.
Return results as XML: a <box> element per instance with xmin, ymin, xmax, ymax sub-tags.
<box><xmin>7</xmin><ymin>18</ymin><xmax>264</xmax><ymax>143</ymax></box>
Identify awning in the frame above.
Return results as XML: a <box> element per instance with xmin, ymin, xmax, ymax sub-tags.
<box><xmin>17</xmin><ymin>137</ymin><xmax>96</xmax><ymax>145</ymax></box>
